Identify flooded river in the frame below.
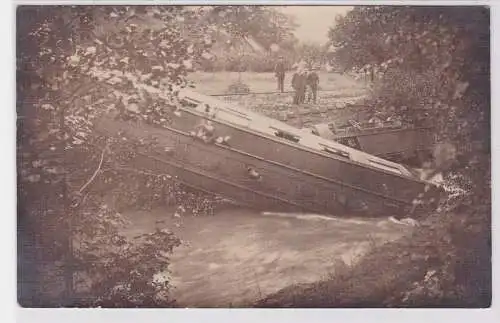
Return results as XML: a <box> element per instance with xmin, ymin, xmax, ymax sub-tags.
<box><xmin>122</xmin><ymin>207</ymin><xmax>413</xmax><ymax>307</ymax></box>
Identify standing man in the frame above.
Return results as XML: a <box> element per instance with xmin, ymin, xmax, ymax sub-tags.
<box><xmin>292</xmin><ymin>67</ymin><xmax>307</xmax><ymax>105</ymax></box>
<box><xmin>274</xmin><ymin>56</ymin><xmax>286</xmax><ymax>93</ymax></box>
<box><xmin>306</xmin><ymin>68</ymin><xmax>320</xmax><ymax>104</ymax></box>
<box><xmin>298</xmin><ymin>69</ymin><xmax>307</xmax><ymax>104</ymax></box>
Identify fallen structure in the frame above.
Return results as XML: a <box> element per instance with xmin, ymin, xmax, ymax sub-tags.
<box><xmin>95</xmin><ymin>87</ymin><xmax>442</xmax><ymax>217</ymax></box>
<box><xmin>307</xmin><ymin>120</ymin><xmax>435</xmax><ymax>166</ymax></box>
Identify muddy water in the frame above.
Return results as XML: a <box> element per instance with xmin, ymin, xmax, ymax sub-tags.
<box><xmin>122</xmin><ymin>207</ymin><xmax>413</xmax><ymax>307</ymax></box>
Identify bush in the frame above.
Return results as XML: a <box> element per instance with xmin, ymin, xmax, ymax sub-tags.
<box><xmin>196</xmin><ymin>53</ymin><xmax>290</xmax><ymax>73</ymax></box>
<box><xmin>245</xmin><ymin>55</ymin><xmax>277</xmax><ymax>73</ymax></box>
<box><xmin>227</xmin><ymin>81</ymin><xmax>251</xmax><ymax>94</ymax></box>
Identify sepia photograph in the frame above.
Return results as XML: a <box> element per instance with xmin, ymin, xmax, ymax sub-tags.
<box><xmin>16</xmin><ymin>3</ymin><xmax>491</xmax><ymax>310</ymax></box>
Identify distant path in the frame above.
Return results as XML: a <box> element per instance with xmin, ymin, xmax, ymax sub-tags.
<box><xmin>188</xmin><ymin>71</ymin><xmax>367</xmax><ymax>96</ymax></box>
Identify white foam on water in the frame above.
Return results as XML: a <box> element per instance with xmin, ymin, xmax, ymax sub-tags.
<box><xmin>260</xmin><ymin>211</ymin><xmax>375</xmax><ymax>225</ymax></box>
<box><xmin>388</xmin><ymin>216</ymin><xmax>420</xmax><ymax>227</ymax></box>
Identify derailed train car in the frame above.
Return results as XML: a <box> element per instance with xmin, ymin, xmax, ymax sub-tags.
<box><xmin>95</xmin><ymin>87</ymin><xmax>442</xmax><ymax>217</ymax></box>
<box><xmin>308</xmin><ymin>121</ymin><xmax>436</xmax><ymax>166</ymax></box>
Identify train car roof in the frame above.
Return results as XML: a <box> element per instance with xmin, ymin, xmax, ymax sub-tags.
<box><xmin>178</xmin><ymin>88</ymin><xmax>415</xmax><ymax>178</ymax></box>
<box><xmin>87</xmin><ymin>67</ymin><xmax>416</xmax><ymax>179</ymax></box>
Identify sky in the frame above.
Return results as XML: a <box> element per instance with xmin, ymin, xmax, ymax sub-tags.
<box><xmin>277</xmin><ymin>6</ymin><xmax>353</xmax><ymax>45</ymax></box>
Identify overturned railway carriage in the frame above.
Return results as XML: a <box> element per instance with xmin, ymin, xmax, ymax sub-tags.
<box><xmin>95</xmin><ymin>87</ymin><xmax>441</xmax><ymax>217</ymax></box>
<box><xmin>309</xmin><ymin>122</ymin><xmax>435</xmax><ymax>165</ymax></box>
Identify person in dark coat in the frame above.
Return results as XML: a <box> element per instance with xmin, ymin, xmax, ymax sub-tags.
<box><xmin>291</xmin><ymin>68</ymin><xmax>307</xmax><ymax>105</ymax></box>
<box><xmin>274</xmin><ymin>56</ymin><xmax>286</xmax><ymax>93</ymax></box>
<box><xmin>306</xmin><ymin>68</ymin><xmax>320</xmax><ymax>103</ymax></box>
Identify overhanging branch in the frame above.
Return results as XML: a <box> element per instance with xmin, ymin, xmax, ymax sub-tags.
<box><xmin>78</xmin><ymin>143</ymin><xmax>109</xmax><ymax>194</ymax></box>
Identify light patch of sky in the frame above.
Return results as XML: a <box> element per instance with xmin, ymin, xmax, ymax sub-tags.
<box><xmin>277</xmin><ymin>6</ymin><xmax>353</xmax><ymax>45</ymax></box>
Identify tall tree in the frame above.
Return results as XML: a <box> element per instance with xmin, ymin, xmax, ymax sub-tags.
<box><xmin>328</xmin><ymin>6</ymin><xmax>490</xmax><ymax>305</ymax></box>
<box><xmin>329</xmin><ymin>6</ymin><xmax>490</xmax><ymax>191</ymax></box>
<box><xmin>206</xmin><ymin>6</ymin><xmax>297</xmax><ymax>50</ymax></box>
<box><xmin>17</xmin><ymin>5</ymin><xmax>216</xmax><ymax>307</ymax></box>
<box><xmin>196</xmin><ymin>6</ymin><xmax>298</xmax><ymax>73</ymax></box>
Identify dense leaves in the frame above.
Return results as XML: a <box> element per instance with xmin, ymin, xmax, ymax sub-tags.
<box><xmin>327</xmin><ymin>6</ymin><xmax>490</xmax><ymax>306</ymax></box>
<box><xmin>206</xmin><ymin>6</ymin><xmax>297</xmax><ymax>50</ymax></box>
<box><xmin>330</xmin><ymin>6</ymin><xmax>490</xmax><ymax>199</ymax></box>
<box><xmin>190</xmin><ymin>6</ymin><xmax>329</xmax><ymax>73</ymax></box>
<box><xmin>196</xmin><ymin>6</ymin><xmax>299</xmax><ymax>72</ymax></box>
<box><xmin>17</xmin><ymin>5</ymin><xmax>222</xmax><ymax>307</ymax></box>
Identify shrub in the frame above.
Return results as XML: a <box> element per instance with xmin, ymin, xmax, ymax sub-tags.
<box><xmin>227</xmin><ymin>80</ymin><xmax>251</xmax><ymax>94</ymax></box>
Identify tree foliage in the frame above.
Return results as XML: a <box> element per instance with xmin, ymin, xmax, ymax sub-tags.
<box><xmin>17</xmin><ymin>5</ymin><xmax>220</xmax><ymax>307</ymax></box>
<box><xmin>196</xmin><ymin>6</ymin><xmax>299</xmax><ymax>72</ymax></box>
<box><xmin>330</xmin><ymin>6</ymin><xmax>490</xmax><ymax>197</ymax></box>
<box><xmin>292</xmin><ymin>42</ymin><xmax>328</xmax><ymax>67</ymax></box>
<box><xmin>328</xmin><ymin>6</ymin><xmax>490</xmax><ymax>306</ymax></box>
<box><xmin>206</xmin><ymin>6</ymin><xmax>297</xmax><ymax>50</ymax></box>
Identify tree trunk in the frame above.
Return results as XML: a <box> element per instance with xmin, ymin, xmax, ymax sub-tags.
<box><xmin>60</xmin><ymin>106</ymin><xmax>74</xmax><ymax>306</ymax></box>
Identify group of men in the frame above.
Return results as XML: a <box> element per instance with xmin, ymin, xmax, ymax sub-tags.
<box><xmin>274</xmin><ymin>56</ymin><xmax>320</xmax><ymax>105</ymax></box>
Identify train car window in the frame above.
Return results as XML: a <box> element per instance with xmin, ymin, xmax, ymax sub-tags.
<box><xmin>368</xmin><ymin>159</ymin><xmax>403</xmax><ymax>175</ymax></box>
<box><xmin>320</xmin><ymin>144</ymin><xmax>350</xmax><ymax>159</ymax></box>
<box><xmin>273</xmin><ymin>129</ymin><xmax>301</xmax><ymax>143</ymax></box>
<box><xmin>180</xmin><ymin>96</ymin><xmax>202</xmax><ymax>108</ymax></box>
<box><xmin>182</xmin><ymin>100</ymin><xmax>198</xmax><ymax>108</ymax></box>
